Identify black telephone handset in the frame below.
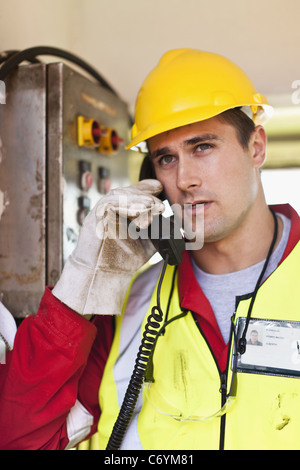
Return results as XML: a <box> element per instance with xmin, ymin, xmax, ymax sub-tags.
<box><xmin>138</xmin><ymin>159</ymin><xmax>185</xmax><ymax>265</ymax></box>
<box><xmin>148</xmin><ymin>211</ymin><xmax>185</xmax><ymax>265</ymax></box>
<box><xmin>107</xmin><ymin>199</ymin><xmax>185</xmax><ymax>450</ymax></box>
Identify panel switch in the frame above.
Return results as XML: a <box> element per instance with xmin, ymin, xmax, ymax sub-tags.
<box><xmin>77</xmin><ymin>196</ymin><xmax>91</xmax><ymax>225</ymax></box>
<box><xmin>77</xmin><ymin>116</ymin><xmax>101</xmax><ymax>147</ymax></box>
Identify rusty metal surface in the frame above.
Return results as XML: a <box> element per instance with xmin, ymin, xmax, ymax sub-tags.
<box><xmin>0</xmin><ymin>62</ymin><xmax>132</xmax><ymax>318</ymax></box>
<box><xmin>0</xmin><ymin>64</ymin><xmax>47</xmax><ymax>317</ymax></box>
<box><xmin>46</xmin><ymin>63</ymin><xmax>132</xmax><ymax>283</ymax></box>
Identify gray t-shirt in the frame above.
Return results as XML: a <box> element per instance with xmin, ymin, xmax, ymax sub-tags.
<box><xmin>191</xmin><ymin>213</ymin><xmax>291</xmax><ymax>343</ymax></box>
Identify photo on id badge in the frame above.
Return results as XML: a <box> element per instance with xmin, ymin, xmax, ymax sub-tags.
<box><xmin>236</xmin><ymin>318</ymin><xmax>300</xmax><ymax>377</ymax></box>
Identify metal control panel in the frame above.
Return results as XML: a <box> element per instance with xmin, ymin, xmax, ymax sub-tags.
<box><xmin>0</xmin><ymin>62</ymin><xmax>133</xmax><ymax>318</ymax></box>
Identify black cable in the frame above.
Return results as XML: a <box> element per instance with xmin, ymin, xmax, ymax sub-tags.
<box><xmin>238</xmin><ymin>209</ymin><xmax>278</xmax><ymax>354</ymax></box>
<box><xmin>106</xmin><ymin>254</ymin><xmax>169</xmax><ymax>450</ymax></box>
<box><xmin>144</xmin><ymin>308</ymin><xmax>188</xmax><ymax>383</ymax></box>
<box><xmin>0</xmin><ymin>46</ymin><xmax>118</xmax><ymax>96</ymax></box>
<box><xmin>0</xmin><ymin>50</ymin><xmax>42</xmax><ymax>65</ymax></box>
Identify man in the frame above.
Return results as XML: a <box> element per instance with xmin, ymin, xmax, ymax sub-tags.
<box><xmin>0</xmin><ymin>49</ymin><xmax>299</xmax><ymax>450</ymax></box>
<box><xmin>248</xmin><ymin>330</ymin><xmax>263</xmax><ymax>346</ymax></box>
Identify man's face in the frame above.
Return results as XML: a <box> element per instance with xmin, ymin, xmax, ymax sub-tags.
<box><xmin>148</xmin><ymin>116</ymin><xmax>265</xmax><ymax>244</ymax></box>
<box><xmin>250</xmin><ymin>331</ymin><xmax>259</xmax><ymax>344</ymax></box>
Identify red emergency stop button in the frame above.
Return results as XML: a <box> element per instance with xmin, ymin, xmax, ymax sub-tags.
<box><xmin>79</xmin><ymin>160</ymin><xmax>93</xmax><ymax>191</ymax></box>
<box><xmin>81</xmin><ymin>171</ymin><xmax>94</xmax><ymax>191</ymax></box>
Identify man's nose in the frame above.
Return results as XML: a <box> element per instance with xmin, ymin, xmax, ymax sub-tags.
<box><xmin>176</xmin><ymin>157</ymin><xmax>202</xmax><ymax>192</ymax></box>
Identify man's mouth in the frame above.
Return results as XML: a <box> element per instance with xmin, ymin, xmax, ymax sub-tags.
<box><xmin>184</xmin><ymin>201</ymin><xmax>212</xmax><ymax>214</ymax></box>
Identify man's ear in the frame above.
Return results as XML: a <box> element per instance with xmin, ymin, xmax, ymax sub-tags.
<box><xmin>249</xmin><ymin>125</ymin><xmax>267</xmax><ymax>169</ymax></box>
<box><xmin>139</xmin><ymin>155</ymin><xmax>157</xmax><ymax>180</ymax></box>
<box><xmin>139</xmin><ymin>155</ymin><xmax>166</xmax><ymax>201</ymax></box>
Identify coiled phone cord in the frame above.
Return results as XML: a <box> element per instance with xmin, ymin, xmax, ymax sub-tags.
<box><xmin>106</xmin><ymin>254</ymin><xmax>169</xmax><ymax>450</ymax></box>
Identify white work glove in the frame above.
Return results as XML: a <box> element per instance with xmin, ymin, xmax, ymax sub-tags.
<box><xmin>52</xmin><ymin>179</ymin><xmax>165</xmax><ymax>316</ymax></box>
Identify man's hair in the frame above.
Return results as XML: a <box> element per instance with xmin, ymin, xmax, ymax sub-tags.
<box><xmin>217</xmin><ymin>107</ymin><xmax>255</xmax><ymax>149</ymax></box>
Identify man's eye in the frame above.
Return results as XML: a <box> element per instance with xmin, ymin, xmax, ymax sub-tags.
<box><xmin>196</xmin><ymin>143</ymin><xmax>213</xmax><ymax>152</ymax></box>
<box><xmin>159</xmin><ymin>155</ymin><xmax>174</xmax><ymax>165</ymax></box>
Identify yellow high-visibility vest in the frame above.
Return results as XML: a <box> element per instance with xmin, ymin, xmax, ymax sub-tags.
<box><xmin>98</xmin><ymin>242</ymin><xmax>300</xmax><ymax>450</ymax></box>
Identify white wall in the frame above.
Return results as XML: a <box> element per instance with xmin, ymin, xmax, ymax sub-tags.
<box><xmin>1</xmin><ymin>0</ymin><xmax>300</xmax><ymax>109</ymax></box>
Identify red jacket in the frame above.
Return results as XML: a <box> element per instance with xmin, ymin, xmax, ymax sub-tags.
<box><xmin>0</xmin><ymin>204</ymin><xmax>299</xmax><ymax>449</ymax></box>
<box><xmin>0</xmin><ymin>293</ymin><xmax>114</xmax><ymax>449</ymax></box>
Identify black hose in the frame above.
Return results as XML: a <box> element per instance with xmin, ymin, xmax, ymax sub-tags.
<box><xmin>106</xmin><ymin>255</ymin><xmax>169</xmax><ymax>450</ymax></box>
<box><xmin>0</xmin><ymin>46</ymin><xmax>118</xmax><ymax>96</ymax></box>
<box><xmin>0</xmin><ymin>50</ymin><xmax>42</xmax><ymax>65</ymax></box>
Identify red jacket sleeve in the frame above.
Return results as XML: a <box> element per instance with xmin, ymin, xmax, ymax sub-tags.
<box><xmin>76</xmin><ymin>315</ymin><xmax>114</xmax><ymax>441</ymax></box>
<box><xmin>0</xmin><ymin>287</ymin><xmax>101</xmax><ymax>450</ymax></box>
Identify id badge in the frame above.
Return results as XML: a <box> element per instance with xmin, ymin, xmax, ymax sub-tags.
<box><xmin>235</xmin><ymin>318</ymin><xmax>300</xmax><ymax>378</ymax></box>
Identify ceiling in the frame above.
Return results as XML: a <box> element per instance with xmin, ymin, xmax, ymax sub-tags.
<box><xmin>1</xmin><ymin>0</ymin><xmax>300</xmax><ymax>113</ymax></box>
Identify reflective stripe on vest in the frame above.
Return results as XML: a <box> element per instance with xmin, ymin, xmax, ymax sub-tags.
<box><xmin>98</xmin><ymin>241</ymin><xmax>300</xmax><ymax>450</ymax></box>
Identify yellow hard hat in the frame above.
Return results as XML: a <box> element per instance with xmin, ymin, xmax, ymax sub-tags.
<box><xmin>127</xmin><ymin>49</ymin><xmax>273</xmax><ymax>152</ymax></box>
